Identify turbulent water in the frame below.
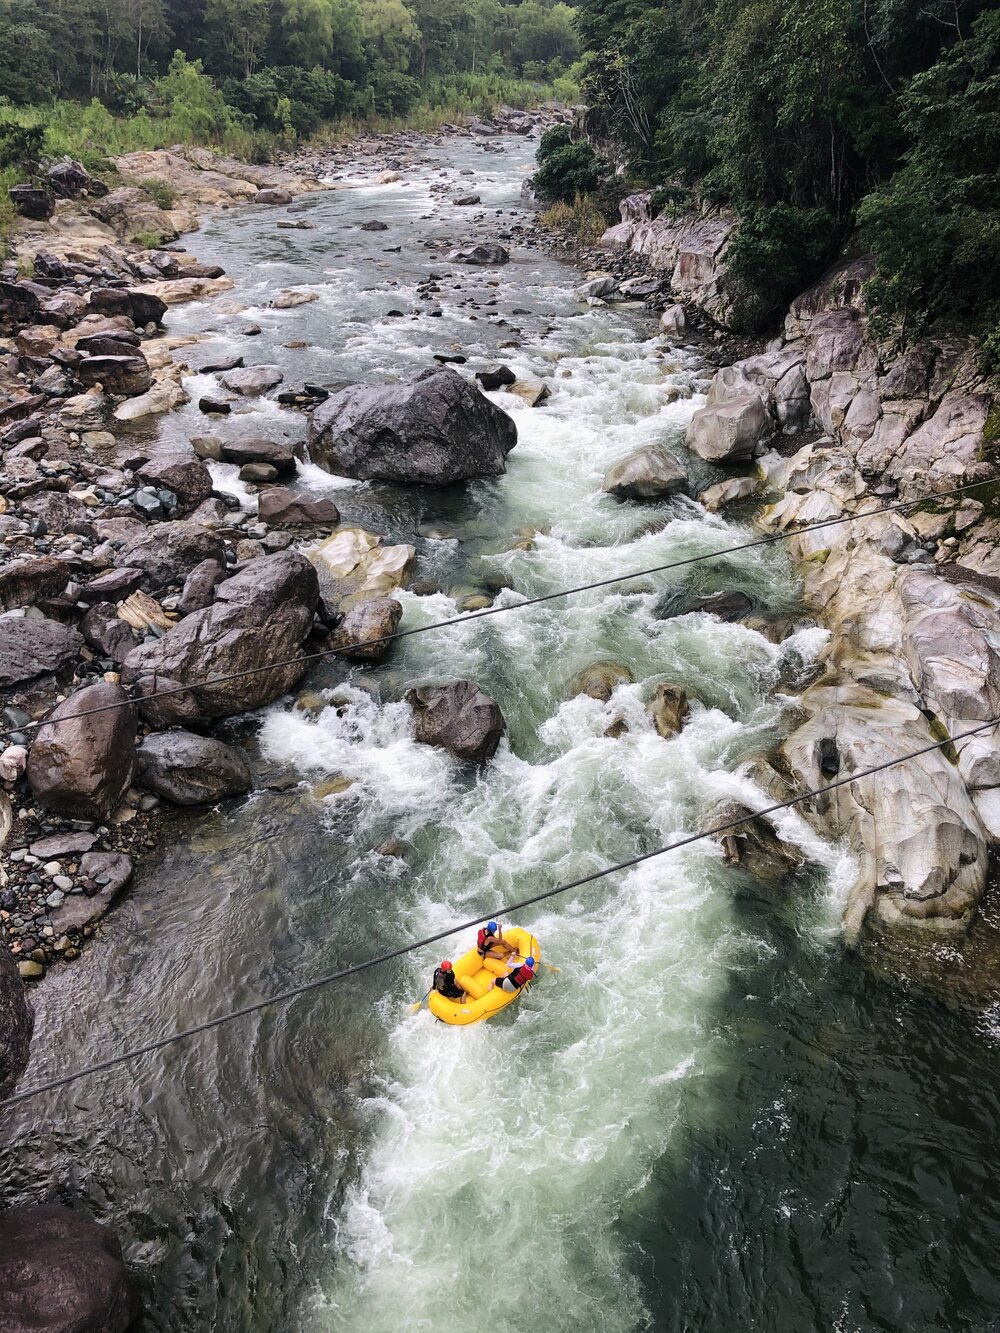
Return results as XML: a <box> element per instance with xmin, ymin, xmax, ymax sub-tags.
<box><xmin>8</xmin><ymin>135</ymin><xmax>1000</xmax><ymax>1333</ymax></box>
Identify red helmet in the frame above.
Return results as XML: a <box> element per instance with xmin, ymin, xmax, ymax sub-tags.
<box><xmin>440</xmin><ymin>960</ymin><xmax>453</xmax><ymax>971</ymax></box>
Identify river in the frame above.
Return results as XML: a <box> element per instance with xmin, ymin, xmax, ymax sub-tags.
<box><xmin>6</xmin><ymin>133</ymin><xmax>1000</xmax><ymax>1333</ymax></box>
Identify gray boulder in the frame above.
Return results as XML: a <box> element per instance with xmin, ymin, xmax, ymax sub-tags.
<box><xmin>309</xmin><ymin>367</ymin><xmax>517</xmax><ymax>484</ymax></box>
<box><xmin>219</xmin><ymin>438</ymin><xmax>297</xmax><ymax>475</ymax></box>
<box><xmin>136</xmin><ymin>730</ymin><xmax>253</xmax><ymax>805</ymax></box>
<box><xmin>685</xmin><ymin>391</ymin><xmax>770</xmax><ymax>462</ymax></box>
<box><xmin>26</xmin><ymin>682</ymin><xmax>137</xmax><ymax>820</ymax></box>
<box><xmin>137</xmin><ymin>454</ymin><xmax>215</xmax><ymax>514</ymax></box>
<box><xmin>117</xmin><ymin>522</ymin><xmax>226</xmax><ymax>591</ymax></box>
<box><xmin>327</xmin><ymin>597</ymin><xmax>402</xmax><ymax>661</ymax></box>
<box><xmin>0</xmin><ymin>616</ymin><xmax>83</xmax><ymax>691</ymax></box>
<box><xmin>77</xmin><ymin>355</ymin><xmax>151</xmax><ymax>396</ymax></box>
<box><xmin>602</xmin><ymin>444</ymin><xmax>687</xmax><ymax>500</ymax></box>
<box><xmin>448</xmin><ymin>243</ymin><xmax>509</xmax><ymax>266</ymax></box>
<box><xmin>258</xmin><ymin>488</ymin><xmax>340</xmax><ymax>526</ymax></box>
<box><xmin>0</xmin><ymin>933</ymin><xmax>33</xmax><ymax>1097</ymax></box>
<box><xmin>80</xmin><ymin>602</ymin><xmax>138</xmax><ymax>665</ymax></box>
<box><xmin>221</xmin><ymin>365</ymin><xmax>284</xmax><ymax>396</ymax></box>
<box><xmin>0</xmin><ymin>1205</ymin><xmax>141</xmax><ymax>1333</ymax></box>
<box><xmin>178</xmin><ymin>559</ymin><xmax>227</xmax><ymax>614</ymax></box>
<box><xmin>0</xmin><ymin>557</ymin><xmax>70</xmax><ymax>612</ymax></box>
<box><xmin>407</xmin><ymin>680</ymin><xmax>505</xmax><ymax>763</ymax></box>
<box><xmin>122</xmin><ymin>550</ymin><xmax>318</xmax><ymax>726</ymax></box>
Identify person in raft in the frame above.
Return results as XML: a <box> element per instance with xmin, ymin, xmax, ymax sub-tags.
<box><xmin>433</xmin><ymin>960</ymin><xmax>465</xmax><ymax>1001</ymax></box>
<box><xmin>493</xmin><ymin>957</ymin><xmax>536</xmax><ymax>993</ymax></box>
<box><xmin>477</xmin><ymin>920</ymin><xmax>516</xmax><ymax>960</ymax></box>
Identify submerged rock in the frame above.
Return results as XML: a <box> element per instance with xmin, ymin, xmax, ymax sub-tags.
<box><xmin>136</xmin><ymin>730</ymin><xmax>253</xmax><ymax>806</ymax></box>
<box><xmin>0</xmin><ymin>1205</ymin><xmax>141</xmax><ymax>1333</ymax></box>
<box><xmin>26</xmin><ymin>682</ymin><xmax>137</xmax><ymax>820</ymax></box>
<box><xmin>648</xmin><ymin>682</ymin><xmax>689</xmax><ymax>737</ymax></box>
<box><xmin>602</xmin><ymin>444</ymin><xmax>687</xmax><ymax>500</ymax></box>
<box><xmin>309</xmin><ymin>366</ymin><xmax>517</xmax><ymax>484</ymax></box>
<box><xmin>708</xmin><ymin>800</ymin><xmax>804</xmax><ymax>883</ymax></box>
<box><xmin>569</xmin><ymin>662</ymin><xmax>633</xmax><ymax>701</ymax></box>
<box><xmin>326</xmin><ymin>597</ymin><xmax>403</xmax><ymax>661</ymax></box>
<box><xmin>407</xmin><ymin>680</ymin><xmax>506</xmax><ymax>763</ymax></box>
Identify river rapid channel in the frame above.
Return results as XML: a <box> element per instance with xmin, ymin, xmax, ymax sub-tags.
<box><xmin>6</xmin><ymin>134</ymin><xmax>1000</xmax><ymax>1333</ymax></box>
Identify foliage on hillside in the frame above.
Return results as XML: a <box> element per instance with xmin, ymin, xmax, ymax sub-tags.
<box><xmin>574</xmin><ymin>0</ymin><xmax>1000</xmax><ymax>352</ymax></box>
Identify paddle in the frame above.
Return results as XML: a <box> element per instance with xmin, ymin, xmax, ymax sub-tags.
<box><xmin>513</xmin><ymin>952</ymin><xmax>560</xmax><ymax>974</ymax></box>
<box><xmin>409</xmin><ymin>988</ymin><xmax>431</xmax><ymax>1014</ymax></box>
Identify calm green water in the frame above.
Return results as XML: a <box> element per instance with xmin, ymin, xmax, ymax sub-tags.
<box><xmin>4</xmin><ymin>134</ymin><xmax>1000</xmax><ymax>1333</ymax></box>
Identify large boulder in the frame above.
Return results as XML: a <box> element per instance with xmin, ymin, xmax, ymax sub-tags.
<box><xmin>77</xmin><ymin>355</ymin><xmax>152</xmax><ymax>397</ymax></box>
<box><xmin>258</xmin><ymin>488</ymin><xmax>340</xmax><ymax>526</ymax></box>
<box><xmin>89</xmin><ymin>184</ymin><xmax>179</xmax><ymax>243</ymax></box>
<box><xmin>685</xmin><ymin>391</ymin><xmax>770</xmax><ymax>462</ymax></box>
<box><xmin>87</xmin><ymin>286</ymin><xmax>167</xmax><ymax>327</ymax></box>
<box><xmin>9</xmin><ymin>185</ymin><xmax>54</xmax><ymax>220</ymax></box>
<box><xmin>0</xmin><ymin>617</ymin><xmax>83</xmax><ymax>692</ymax></box>
<box><xmin>447</xmin><ymin>243</ymin><xmax>509</xmax><ymax>266</ymax></box>
<box><xmin>308</xmin><ymin>528</ymin><xmax>414</xmax><ymax>614</ymax></box>
<box><xmin>219</xmin><ymin>438</ymin><xmax>297</xmax><ymax>475</ymax></box>
<box><xmin>407</xmin><ymin>680</ymin><xmax>506</xmax><ymax>763</ymax></box>
<box><xmin>569</xmin><ymin>662</ymin><xmax>633</xmax><ymax>701</ymax></box>
<box><xmin>326</xmin><ymin>597</ymin><xmax>402</xmax><ymax>662</ymax></box>
<box><xmin>0</xmin><ymin>1205</ymin><xmax>141</xmax><ymax>1333</ymax></box>
<box><xmin>135</xmin><ymin>730</ymin><xmax>253</xmax><ymax>805</ymax></box>
<box><xmin>137</xmin><ymin>454</ymin><xmax>215</xmax><ymax>514</ymax></box>
<box><xmin>602</xmin><ymin>444</ymin><xmax>687</xmax><ymax>500</ymax></box>
<box><xmin>122</xmin><ymin>550</ymin><xmax>319</xmax><ymax>726</ymax></box>
<box><xmin>309</xmin><ymin>367</ymin><xmax>517</xmax><ymax>484</ymax></box>
<box><xmin>0</xmin><ymin>557</ymin><xmax>70</xmax><ymax>612</ymax></box>
<box><xmin>26</xmin><ymin>682</ymin><xmax>137</xmax><ymax>820</ymax></box>
<box><xmin>0</xmin><ymin>934</ymin><xmax>33</xmax><ymax>1097</ymax></box>
<box><xmin>221</xmin><ymin>365</ymin><xmax>284</xmax><ymax>396</ymax></box>
<box><xmin>117</xmin><ymin>522</ymin><xmax>226</xmax><ymax>591</ymax></box>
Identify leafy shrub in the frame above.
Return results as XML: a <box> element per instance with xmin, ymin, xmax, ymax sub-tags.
<box><xmin>540</xmin><ymin>193</ymin><xmax>607</xmax><ymax>244</ymax></box>
<box><xmin>0</xmin><ymin>122</ymin><xmax>44</xmax><ymax>171</ymax></box>
<box><xmin>724</xmin><ymin>204</ymin><xmax>840</xmax><ymax>331</ymax></box>
<box><xmin>370</xmin><ymin>71</ymin><xmax>421</xmax><ymax>118</ymax></box>
<box><xmin>532</xmin><ymin>124</ymin><xmax>610</xmax><ymax>204</ymax></box>
<box><xmin>139</xmin><ymin>177</ymin><xmax>176</xmax><ymax>210</ymax></box>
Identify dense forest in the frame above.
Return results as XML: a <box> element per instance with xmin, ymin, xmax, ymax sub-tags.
<box><xmin>0</xmin><ymin>0</ymin><xmax>579</xmax><ymax>135</ymax></box>
<box><xmin>553</xmin><ymin>0</ymin><xmax>999</xmax><ymax>355</ymax></box>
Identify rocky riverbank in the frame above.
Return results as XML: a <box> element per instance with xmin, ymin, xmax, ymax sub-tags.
<box><xmin>595</xmin><ymin>192</ymin><xmax>1000</xmax><ymax>949</ymax></box>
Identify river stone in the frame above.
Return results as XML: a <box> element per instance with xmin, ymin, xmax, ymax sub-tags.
<box><xmin>407</xmin><ymin>680</ymin><xmax>506</xmax><ymax>763</ymax></box>
<box><xmin>506</xmin><ymin>378</ymin><xmax>550</xmax><ymax>408</ymax></box>
<box><xmin>602</xmin><ymin>444</ymin><xmax>687</xmax><ymax>500</ymax></box>
<box><xmin>327</xmin><ymin>597</ymin><xmax>403</xmax><ymax>662</ymax></box>
<box><xmin>258</xmin><ymin>488</ymin><xmax>340</xmax><ymax>526</ymax></box>
<box><xmin>709</xmin><ymin>800</ymin><xmax>804</xmax><ymax>883</ymax></box>
<box><xmin>221</xmin><ymin>365</ymin><xmax>284</xmax><ymax>396</ymax></box>
<box><xmin>660</xmin><ymin>304</ymin><xmax>686</xmax><ymax>335</ymax></box>
<box><xmin>0</xmin><ymin>932</ymin><xmax>33</xmax><ymax>1098</ymax></box>
<box><xmin>0</xmin><ymin>616</ymin><xmax>84</xmax><ymax>691</ymax></box>
<box><xmin>0</xmin><ymin>1205</ymin><xmax>141</xmax><ymax>1333</ymax></box>
<box><xmin>135</xmin><ymin>730</ymin><xmax>253</xmax><ymax>805</ymax></box>
<box><xmin>0</xmin><ymin>556</ymin><xmax>70</xmax><ymax>611</ymax></box>
<box><xmin>137</xmin><ymin>454</ymin><xmax>214</xmax><ymax>513</ymax></box>
<box><xmin>87</xmin><ymin>285</ymin><xmax>167</xmax><ymax>327</ymax></box>
<box><xmin>80</xmin><ymin>568</ymin><xmax>146</xmax><ymax>603</ymax></box>
<box><xmin>475</xmin><ymin>364</ymin><xmax>516</xmax><ymax>391</ymax></box>
<box><xmin>80</xmin><ymin>602</ymin><xmax>138</xmax><ymax>665</ymax></box>
<box><xmin>220</xmin><ymin>438</ymin><xmax>297</xmax><ymax>475</ymax></box>
<box><xmin>50</xmin><ymin>851</ymin><xmax>133</xmax><ymax>934</ymax></box>
<box><xmin>77</xmin><ymin>354</ymin><xmax>151</xmax><ymax>396</ymax></box>
<box><xmin>117</xmin><ymin>522</ymin><xmax>226</xmax><ymax>591</ymax></box>
<box><xmin>656</xmin><ymin>589</ymin><xmax>754</xmax><ymax>622</ymax></box>
<box><xmin>569</xmin><ymin>662</ymin><xmax>633</xmax><ymax>701</ymax></box>
<box><xmin>178</xmin><ymin>558</ymin><xmax>227</xmax><ymax>614</ymax></box>
<box><xmin>699</xmin><ymin>476</ymin><xmax>758</xmax><ymax>512</ymax></box>
<box><xmin>309</xmin><ymin>527</ymin><xmax>415</xmax><ymax>613</ymax></box>
<box><xmin>686</xmin><ymin>391</ymin><xmax>770</xmax><ymax>461</ymax></box>
<box><xmin>26</xmin><ymin>682</ymin><xmax>137</xmax><ymax>820</ymax></box>
<box><xmin>309</xmin><ymin>366</ymin><xmax>517</xmax><ymax>484</ymax></box>
<box><xmin>29</xmin><ymin>831</ymin><xmax>98</xmax><ymax>858</ymax></box>
<box><xmin>648</xmin><ymin>682</ymin><xmax>689</xmax><ymax>737</ymax></box>
<box><xmin>448</xmin><ymin>242</ymin><xmax>510</xmax><ymax>266</ymax></box>
<box><xmin>122</xmin><ymin>550</ymin><xmax>318</xmax><ymax>726</ymax></box>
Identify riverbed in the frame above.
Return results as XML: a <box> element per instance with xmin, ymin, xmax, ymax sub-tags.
<box><xmin>5</xmin><ymin>133</ymin><xmax>1000</xmax><ymax>1333</ymax></box>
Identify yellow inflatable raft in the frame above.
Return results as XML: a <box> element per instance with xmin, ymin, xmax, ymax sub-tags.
<box><xmin>427</xmin><ymin>926</ymin><xmax>541</xmax><ymax>1026</ymax></box>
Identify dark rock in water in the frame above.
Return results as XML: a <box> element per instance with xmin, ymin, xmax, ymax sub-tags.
<box><xmin>407</xmin><ymin>679</ymin><xmax>505</xmax><ymax>763</ymax></box>
<box><xmin>86</xmin><ymin>286</ymin><xmax>166</xmax><ymax>327</ymax></box>
<box><xmin>648</xmin><ymin>682</ymin><xmax>689</xmax><ymax>737</ymax></box>
<box><xmin>708</xmin><ymin>799</ymin><xmax>803</xmax><ymax>883</ymax></box>
<box><xmin>219</xmin><ymin>438</ymin><xmax>297</xmax><ymax>475</ymax></box>
<box><xmin>77</xmin><ymin>354</ymin><xmax>151</xmax><ymax>396</ymax></box>
<box><xmin>135</xmin><ymin>729</ymin><xmax>253</xmax><ymax>805</ymax></box>
<box><xmin>0</xmin><ymin>556</ymin><xmax>70</xmax><ymax>612</ymax></box>
<box><xmin>361</xmin><ymin>219</ymin><xmax>389</xmax><ymax>231</ymax></box>
<box><xmin>655</xmin><ymin>589</ymin><xmax>754</xmax><ymax>622</ymax></box>
<box><xmin>569</xmin><ymin>661</ymin><xmax>632</xmax><ymax>702</ymax></box>
<box><xmin>256</xmin><ymin>187</ymin><xmax>293</xmax><ymax>205</ymax></box>
<box><xmin>602</xmin><ymin>444</ymin><xmax>687</xmax><ymax>500</ymax></box>
<box><xmin>0</xmin><ymin>1205</ymin><xmax>141</xmax><ymax>1333</ymax></box>
<box><xmin>0</xmin><ymin>937</ymin><xmax>33</xmax><ymax>1097</ymax></box>
<box><xmin>80</xmin><ymin>602</ymin><xmax>138</xmax><ymax>665</ymax></box>
<box><xmin>475</xmin><ymin>364</ymin><xmax>516</xmax><ymax>390</ymax></box>
<box><xmin>26</xmin><ymin>682</ymin><xmax>137</xmax><ymax>820</ymax></box>
<box><xmin>0</xmin><ymin>617</ymin><xmax>83</xmax><ymax>691</ymax></box>
<box><xmin>178</xmin><ymin>558</ymin><xmax>227</xmax><ymax>614</ymax></box>
<box><xmin>9</xmin><ymin>184</ymin><xmax>54</xmax><ymax>220</ymax></box>
<box><xmin>309</xmin><ymin>366</ymin><xmax>517</xmax><ymax>485</ymax></box>
<box><xmin>198</xmin><ymin>396</ymin><xmax>231</xmax><ymax>414</ymax></box>
<box><xmin>258</xmin><ymin>488</ymin><xmax>340</xmax><ymax>526</ymax></box>
<box><xmin>448</xmin><ymin>242</ymin><xmax>509</xmax><ymax>266</ymax></box>
<box><xmin>433</xmin><ymin>354</ymin><xmax>467</xmax><ymax>365</ymax></box>
<box><xmin>46</xmin><ymin>159</ymin><xmax>108</xmax><ymax>199</ymax></box>
<box><xmin>137</xmin><ymin>454</ymin><xmax>214</xmax><ymax>514</ymax></box>
<box><xmin>452</xmin><ymin>193</ymin><xmax>481</xmax><ymax>205</ymax></box>
<box><xmin>192</xmin><ymin>353</ymin><xmax>243</xmax><ymax>374</ymax></box>
<box><xmin>327</xmin><ymin>596</ymin><xmax>402</xmax><ymax>661</ymax></box>
<box><xmin>118</xmin><ymin>521</ymin><xmax>225</xmax><ymax>591</ymax></box>
<box><xmin>239</xmin><ymin>462</ymin><xmax>278</xmax><ymax>482</ymax></box>
<box><xmin>122</xmin><ymin>550</ymin><xmax>319</xmax><ymax>726</ymax></box>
